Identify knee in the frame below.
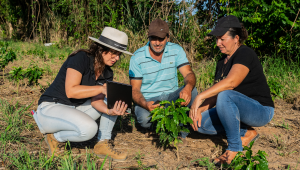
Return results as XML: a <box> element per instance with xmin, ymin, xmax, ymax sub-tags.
<box><xmin>137</xmin><ymin>114</ymin><xmax>152</xmax><ymax>128</ymax></box>
<box><xmin>216</xmin><ymin>90</ymin><xmax>234</xmax><ymax>104</ymax></box>
<box><xmin>79</xmin><ymin>121</ymin><xmax>98</xmax><ymax>141</ymax></box>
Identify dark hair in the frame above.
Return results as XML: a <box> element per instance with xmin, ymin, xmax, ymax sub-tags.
<box><xmin>227</xmin><ymin>23</ymin><xmax>248</xmax><ymax>45</ymax></box>
<box><xmin>68</xmin><ymin>42</ymin><xmax>110</xmax><ymax>76</ymax></box>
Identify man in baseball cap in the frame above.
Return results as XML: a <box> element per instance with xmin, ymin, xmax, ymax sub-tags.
<box><xmin>129</xmin><ymin>18</ymin><xmax>198</xmax><ymax>142</ymax></box>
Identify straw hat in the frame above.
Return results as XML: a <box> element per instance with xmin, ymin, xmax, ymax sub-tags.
<box><xmin>89</xmin><ymin>27</ymin><xmax>133</xmax><ymax>55</ymax></box>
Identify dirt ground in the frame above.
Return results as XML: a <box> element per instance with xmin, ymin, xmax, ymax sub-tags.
<box><xmin>1</xmin><ymin>57</ymin><xmax>300</xmax><ymax>169</ymax></box>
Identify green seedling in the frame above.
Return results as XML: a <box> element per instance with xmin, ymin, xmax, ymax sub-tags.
<box><xmin>225</xmin><ymin>141</ymin><xmax>269</xmax><ymax>170</ymax></box>
<box><xmin>150</xmin><ymin>98</ymin><xmax>193</xmax><ymax>161</ymax></box>
<box><xmin>281</xmin><ymin>119</ymin><xmax>290</xmax><ymax>130</ymax></box>
<box><xmin>133</xmin><ymin>151</ymin><xmax>153</xmax><ymax>170</ymax></box>
<box><xmin>9</xmin><ymin>65</ymin><xmax>44</xmax><ymax>85</ymax></box>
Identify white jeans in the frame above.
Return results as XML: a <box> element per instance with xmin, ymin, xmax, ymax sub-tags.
<box><xmin>36</xmin><ymin>99</ymin><xmax>118</xmax><ymax>142</ymax></box>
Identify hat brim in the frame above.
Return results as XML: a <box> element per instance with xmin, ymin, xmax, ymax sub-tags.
<box><xmin>89</xmin><ymin>36</ymin><xmax>133</xmax><ymax>56</ymax></box>
<box><xmin>148</xmin><ymin>32</ymin><xmax>168</xmax><ymax>38</ymax></box>
<box><xmin>207</xmin><ymin>27</ymin><xmax>230</xmax><ymax>36</ymax></box>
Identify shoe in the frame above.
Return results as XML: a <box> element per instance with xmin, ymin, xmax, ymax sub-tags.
<box><xmin>213</xmin><ymin>150</ymin><xmax>238</xmax><ymax>165</ymax></box>
<box><xmin>45</xmin><ymin>134</ymin><xmax>65</xmax><ymax>156</ymax></box>
<box><xmin>93</xmin><ymin>139</ymin><xmax>127</xmax><ymax>161</ymax></box>
<box><xmin>241</xmin><ymin>127</ymin><xmax>259</xmax><ymax>147</ymax></box>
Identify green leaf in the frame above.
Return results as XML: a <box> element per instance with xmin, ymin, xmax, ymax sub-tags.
<box><xmin>156</xmin><ymin>121</ymin><xmax>161</xmax><ymax>133</ymax></box>
<box><xmin>181</xmin><ymin>110</ymin><xmax>187</xmax><ymax>124</ymax></box>
<box><xmin>165</xmin><ymin>118</ymin><xmax>171</xmax><ymax>131</ymax></box>
<box><xmin>174</xmin><ymin>98</ymin><xmax>183</xmax><ymax>103</ymax></box>
<box><xmin>186</xmin><ymin>117</ymin><xmax>193</xmax><ymax>124</ymax></box>
<box><xmin>160</xmin><ymin>100</ymin><xmax>170</xmax><ymax>105</ymax></box>
<box><xmin>234</xmin><ymin>164</ymin><xmax>245</xmax><ymax>170</ymax></box>
<box><xmin>246</xmin><ymin>162</ymin><xmax>254</xmax><ymax>170</ymax></box>
<box><xmin>246</xmin><ymin>150</ymin><xmax>252</xmax><ymax>160</ymax></box>
<box><xmin>152</xmin><ymin>115</ymin><xmax>165</xmax><ymax>122</ymax></box>
<box><xmin>173</xmin><ymin>113</ymin><xmax>179</xmax><ymax>125</ymax></box>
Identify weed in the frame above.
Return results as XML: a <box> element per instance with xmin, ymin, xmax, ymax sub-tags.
<box><xmin>281</xmin><ymin>119</ymin><xmax>290</xmax><ymax>130</ymax></box>
<box><xmin>4</xmin><ymin>145</ymin><xmax>58</xmax><ymax>169</ymax></box>
<box><xmin>0</xmin><ymin>99</ymin><xmax>32</xmax><ymax>143</ymax></box>
<box><xmin>267</xmin><ymin>77</ymin><xmax>284</xmax><ymax>100</ymax></box>
<box><xmin>133</xmin><ymin>151</ymin><xmax>154</xmax><ymax>170</ymax></box>
<box><xmin>26</xmin><ymin>48</ymin><xmax>46</xmax><ymax>60</ymax></box>
<box><xmin>189</xmin><ymin>157</ymin><xmax>216</xmax><ymax>170</ymax></box>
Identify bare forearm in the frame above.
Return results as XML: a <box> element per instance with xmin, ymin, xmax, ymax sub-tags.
<box><xmin>199</xmin><ymin>95</ymin><xmax>217</xmax><ymax>113</ymax></box>
<box><xmin>91</xmin><ymin>98</ymin><xmax>107</xmax><ymax>114</ymax></box>
<box><xmin>184</xmin><ymin>72</ymin><xmax>196</xmax><ymax>91</ymax></box>
<box><xmin>66</xmin><ymin>85</ymin><xmax>103</xmax><ymax>99</ymax></box>
<box><xmin>132</xmin><ymin>89</ymin><xmax>148</xmax><ymax>109</ymax></box>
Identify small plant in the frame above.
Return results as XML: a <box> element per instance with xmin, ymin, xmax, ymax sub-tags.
<box><xmin>188</xmin><ymin>157</ymin><xmax>216</xmax><ymax>170</ymax></box>
<box><xmin>26</xmin><ymin>48</ymin><xmax>46</xmax><ymax>60</ymax></box>
<box><xmin>8</xmin><ymin>66</ymin><xmax>24</xmax><ymax>83</ymax></box>
<box><xmin>9</xmin><ymin>65</ymin><xmax>44</xmax><ymax>85</ymax></box>
<box><xmin>225</xmin><ymin>141</ymin><xmax>269</xmax><ymax>169</ymax></box>
<box><xmin>0</xmin><ymin>49</ymin><xmax>17</xmax><ymax>68</ymax></box>
<box><xmin>133</xmin><ymin>151</ymin><xmax>153</xmax><ymax>170</ymax></box>
<box><xmin>281</xmin><ymin>119</ymin><xmax>290</xmax><ymax>130</ymax></box>
<box><xmin>267</xmin><ymin>77</ymin><xmax>284</xmax><ymax>100</ymax></box>
<box><xmin>150</xmin><ymin>98</ymin><xmax>193</xmax><ymax>161</ymax></box>
<box><xmin>24</xmin><ymin>65</ymin><xmax>44</xmax><ymax>85</ymax></box>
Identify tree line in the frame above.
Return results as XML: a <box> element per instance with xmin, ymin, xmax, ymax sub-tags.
<box><xmin>0</xmin><ymin>0</ymin><xmax>299</xmax><ymax>59</ymax></box>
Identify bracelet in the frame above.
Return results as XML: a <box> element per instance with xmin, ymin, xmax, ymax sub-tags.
<box><xmin>106</xmin><ymin>109</ymin><xmax>110</xmax><ymax>115</ymax></box>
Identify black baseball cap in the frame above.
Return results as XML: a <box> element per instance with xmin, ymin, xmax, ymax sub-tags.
<box><xmin>208</xmin><ymin>15</ymin><xmax>241</xmax><ymax>36</ymax></box>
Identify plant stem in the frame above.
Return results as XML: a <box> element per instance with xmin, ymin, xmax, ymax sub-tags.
<box><xmin>176</xmin><ymin>146</ymin><xmax>179</xmax><ymax>162</ymax></box>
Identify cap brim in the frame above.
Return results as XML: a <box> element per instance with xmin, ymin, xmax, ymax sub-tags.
<box><xmin>207</xmin><ymin>27</ymin><xmax>230</xmax><ymax>36</ymax></box>
<box><xmin>148</xmin><ymin>32</ymin><xmax>168</xmax><ymax>38</ymax></box>
<box><xmin>89</xmin><ymin>36</ymin><xmax>134</xmax><ymax>56</ymax></box>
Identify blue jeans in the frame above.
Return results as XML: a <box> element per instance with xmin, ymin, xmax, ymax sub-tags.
<box><xmin>135</xmin><ymin>86</ymin><xmax>198</xmax><ymax>138</ymax></box>
<box><xmin>36</xmin><ymin>99</ymin><xmax>117</xmax><ymax>142</ymax></box>
<box><xmin>197</xmin><ymin>90</ymin><xmax>274</xmax><ymax>152</ymax></box>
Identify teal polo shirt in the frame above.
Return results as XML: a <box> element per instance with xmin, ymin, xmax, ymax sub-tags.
<box><xmin>129</xmin><ymin>42</ymin><xmax>189</xmax><ymax>99</ymax></box>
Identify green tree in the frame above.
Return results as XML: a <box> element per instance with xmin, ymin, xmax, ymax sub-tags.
<box><xmin>219</xmin><ymin>0</ymin><xmax>300</xmax><ymax>59</ymax></box>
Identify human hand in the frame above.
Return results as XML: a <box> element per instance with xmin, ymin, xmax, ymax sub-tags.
<box><xmin>190</xmin><ymin>110</ymin><xmax>202</xmax><ymax>131</ymax></box>
<box><xmin>146</xmin><ymin>101</ymin><xmax>160</xmax><ymax>112</ymax></box>
<box><xmin>179</xmin><ymin>87</ymin><xmax>192</xmax><ymax>106</ymax></box>
<box><xmin>189</xmin><ymin>95</ymin><xmax>203</xmax><ymax>120</ymax></box>
<box><xmin>108</xmin><ymin>100</ymin><xmax>129</xmax><ymax>116</ymax></box>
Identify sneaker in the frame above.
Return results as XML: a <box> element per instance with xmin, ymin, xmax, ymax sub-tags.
<box><xmin>93</xmin><ymin>139</ymin><xmax>127</xmax><ymax>161</ymax></box>
<box><xmin>45</xmin><ymin>134</ymin><xmax>65</xmax><ymax>156</ymax></box>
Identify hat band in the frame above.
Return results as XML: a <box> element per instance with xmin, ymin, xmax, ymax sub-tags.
<box><xmin>99</xmin><ymin>36</ymin><xmax>127</xmax><ymax>51</ymax></box>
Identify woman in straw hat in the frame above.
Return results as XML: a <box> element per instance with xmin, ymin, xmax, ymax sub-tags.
<box><xmin>35</xmin><ymin>27</ymin><xmax>133</xmax><ymax>161</ymax></box>
<box><xmin>189</xmin><ymin>15</ymin><xmax>274</xmax><ymax>165</ymax></box>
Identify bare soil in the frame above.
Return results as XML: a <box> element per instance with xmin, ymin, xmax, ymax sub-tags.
<box><xmin>1</xmin><ymin>57</ymin><xmax>300</xmax><ymax>169</ymax></box>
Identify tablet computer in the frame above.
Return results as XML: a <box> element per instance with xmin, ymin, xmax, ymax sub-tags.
<box><xmin>107</xmin><ymin>81</ymin><xmax>132</xmax><ymax>112</ymax></box>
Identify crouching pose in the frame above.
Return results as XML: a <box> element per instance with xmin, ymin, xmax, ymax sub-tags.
<box><xmin>129</xmin><ymin>18</ymin><xmax>198</xmax><ymax>140</ymax></box>
<box><xmin>189</xmin><ymin>15</ymin><xmax>274</xmax><ymax>165</ymax></box>
<box><xmin>35</xmin><ymin>27</ymin><xmax>133</xmax><ymax>161</ymax></box>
